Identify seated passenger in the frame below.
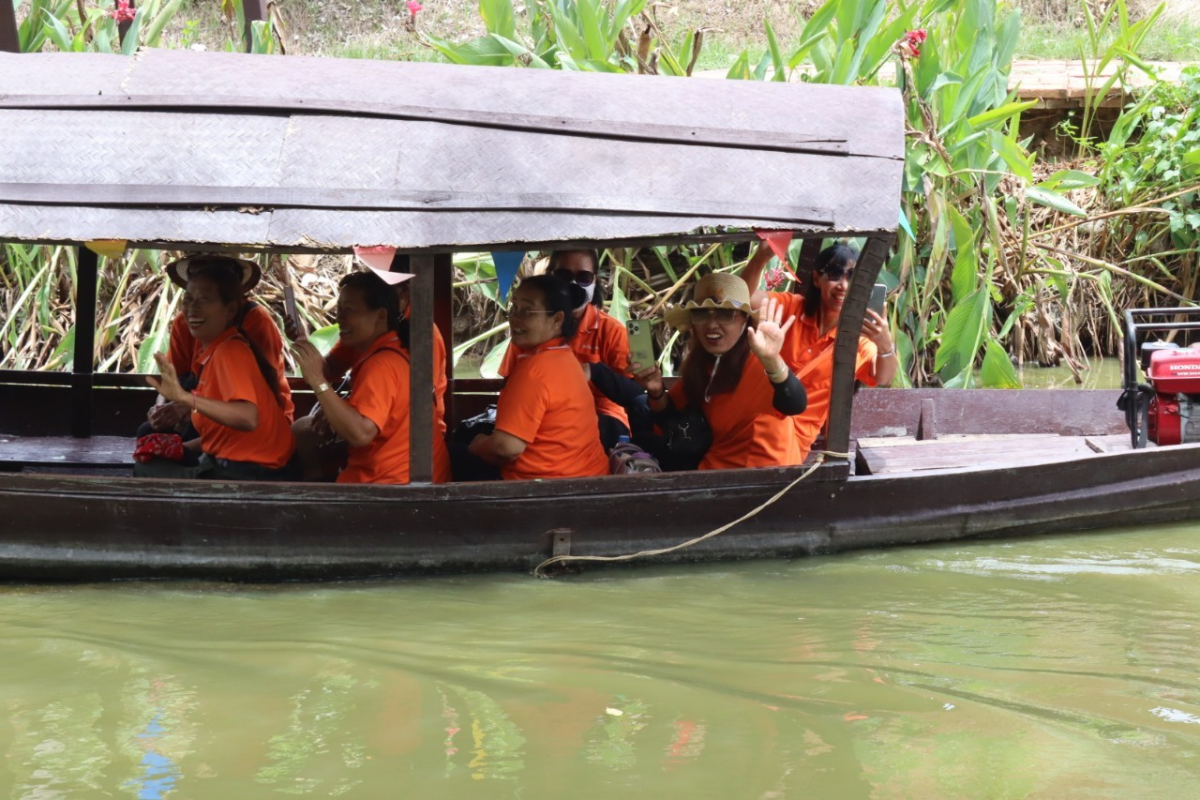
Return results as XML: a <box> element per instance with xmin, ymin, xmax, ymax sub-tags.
<box><xmin>291</xmin><ymin>271</ymin><xmax>451</xmax><ymax>484</ymax></box>
<box><xmin>454</xmin><ymin>275</ymin><xmax>610</xmax><ymax>481</ymax></box>
<box><xmin>741</xmin><ymin>243</ymin><xmax>897</xmax><ymax>460</ymax></box>
<box><xmin>288</xmin><ymin>269</ymin><xmax>448</xmax><ymax>481</ymax></box>
<box><xmin>633</xmin><ymin>273</ymin><xmax>808</xmax><ymax>470</ymax></box>
<box><xmin>497</xmin><ymin>249</ymin><xmax>635</xmax><ymax>450</ymax></box>
<box><xmin>140</xmin><ymin>257</ymin><xmax>296</xmax><ymax>480</ymax></box>
<box><xmin>142</xmin><ymin>254</ymin><xmax>293</xmax><ymax>437</ymax></box>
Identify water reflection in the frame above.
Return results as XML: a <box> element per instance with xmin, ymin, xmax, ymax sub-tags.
<box><xmin>2</xmin><ymin>524</ymin><xmax>1200</xmax><ymax>796</ymax></box>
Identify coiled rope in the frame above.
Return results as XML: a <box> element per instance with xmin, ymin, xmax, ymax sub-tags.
<box><xmin>532</xmin><ymin>450</ymin><xmax>852</xmax><ymax>577</ymax></box>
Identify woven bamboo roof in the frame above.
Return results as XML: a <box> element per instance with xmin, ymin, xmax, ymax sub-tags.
<box><xmin>0</xmin><ymin>49</ymin><xmax>904</xmax><ymax>252</ymax></box>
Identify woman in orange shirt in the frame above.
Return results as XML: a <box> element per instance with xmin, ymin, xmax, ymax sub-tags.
<box><xmin>740</xmin><ymin>243</ymin><xmax>897</xmax><ymax>460</ymax></box>
<box><xmin>141</xmin><ymin>257</ymin><xmax>295</xmax><ymax>480</ymax></box>
<box><xmin>291</xmin><ymin>271</ymin><xmax>451</xmax><ymax>485</ymax></box>
<box><xmin>498</xmin><ymin>249</ymin><xmax>635</xmax><ymax>449</ymax></box>
<box><xmin>456</xmin><ymin>274</ymin><xmax>610</xmax><ymax>481</ymax></box>
<box><xmin>633</xmin><ymin>273</ymin><xmax>808</xmax><ymax>471</ymax></box>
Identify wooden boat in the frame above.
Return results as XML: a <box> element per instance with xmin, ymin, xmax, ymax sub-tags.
<box><xmin>1</xmin><ymin>50</ymin><xmax>1195</xmax><ymax>581</ymax></box>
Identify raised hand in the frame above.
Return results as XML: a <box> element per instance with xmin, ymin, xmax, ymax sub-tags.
<box><xmin>146</xmin><ymin>352</ymin><xmax>188</xmax><ymax>404</ymax></box>
<box><xmin>747</xmin><ymin>295</ymin><xmax>796</xmax><ymax>362</ymax></box>
<box><xmin>631</xmin><ymin>361</ymin><xmax>665</xmax><ymax>402</ymax></box>
<box><xmin>290</xmin><ymin>340</ymin><xmax>327</xmax><ymax>389</ymax></box>
<box><xmin>862</xmin><ymin>309</ymin><xmax>894</xmax><ymax>353</ymax></box>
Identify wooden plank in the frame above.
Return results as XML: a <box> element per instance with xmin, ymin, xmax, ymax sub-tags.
<box><xmin>826</xmin><ymin>234</ymin><xmax>894</xmax><ymax>457</ymax></box>
<box><xmin>71</xmin><ymin>246</ymin><xmax>98</xmax><ymax>438</ymax></box>
<box><xmin>861</xmin><ymin>436</ymin><xmax>1096</xmax><ymax>474</ymax></box>
<box><xmin>433</xmin><ymin>253</ymin><xmax>455</xmax><ymax>428</ymax></box>
<box><xmin>0</xmin><ymin>94</ymin><xmax>854</xmax><ymax>157</ymax></box>
<box><xmin>408</xmin><ymin>254</ymin><xmax>434</xmax><ymax>484</ymax></box>
<box><xmin>0</xmin><ymin>183</ymin><xmax>834</xmax><ymax>227</ymax></box>
<box><xmin>0</xmin><ymin>435</ymin><xmax>133</xmax><ymax>466</ymax></box>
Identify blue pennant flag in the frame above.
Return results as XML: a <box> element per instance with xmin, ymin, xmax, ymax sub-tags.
<box><xmin>492</xmin><ymin>251</ymin><xmax>525</xmax><ymax>303</ymax></box>
<box><xmin>898</xmin><ymin>208</ymin><xmax>916</xmax><ymax>242</ymax></box>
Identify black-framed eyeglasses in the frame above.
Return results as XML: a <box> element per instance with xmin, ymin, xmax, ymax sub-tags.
<box><xmin>505</xmin><ymin>305</ymin><xmax>557</xmax><ymax>321</ymax></box>
<box><xmin>689</xmin><ymin>308</ymin><xmax>743</xmax><ymax>324</ymax></box>
<box><xmin>552</xmin><ymin>268</ymin><xmax>596</xmax><ymax>287</ymax></box>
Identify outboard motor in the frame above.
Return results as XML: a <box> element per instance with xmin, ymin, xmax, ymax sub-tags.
<box><xmin>1120</xmin><ymin>309</ymin><xmax>1200</xmax><ymax>448</ymax></box>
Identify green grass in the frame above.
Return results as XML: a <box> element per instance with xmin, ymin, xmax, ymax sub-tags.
<box><xmin>1015</xmin><ymin>19</ymin><xmax>1200</xmax><ymax>60</ymax></box>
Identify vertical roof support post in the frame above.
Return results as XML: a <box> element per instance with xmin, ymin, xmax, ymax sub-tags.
<box><xmin>433</xmin><ymin>253</ymin><xmax>455</xmax><ymax>429</ymax></box>
<box><xmin>0</xmin><ymin>0</ymin><xmax>19</xmax><ymax>53</ymax></box>
<box><xmin>408</xmin><ymin>254</ymin><xmax>435</xmax><ymax>484</ymax></box>
<box><xmin>824</xmin><ymin>233</ymin><xmax>894</xmax><ymax>459</ymax></box>
<box><xmin>71</xmin><ymin>246</ymin><xmax>100</xmax><ymax>438</ymax></box>
<box><xmin>243</xmin><ymin>0</ymin><xmax>267</xmax><ymax>53</ymax></box>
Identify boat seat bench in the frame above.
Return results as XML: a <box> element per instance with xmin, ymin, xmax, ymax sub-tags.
<box><xmin>0</xmin><ymin>434</ymin><xmax>133</xmax><ymax>473</ymax></box>
<box><xmin>855</xmin><ymin>433</ymin><xmax>1138</xmax><ymax>475</ymax></box>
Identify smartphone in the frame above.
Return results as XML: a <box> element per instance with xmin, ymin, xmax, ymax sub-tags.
<box><xmin>868</xmin><ymin>283</ymin><xmax>887</xmax><ymax>317</ymax></box>
<box><xmin>626</xmin><ymin>318</ymin><xmax>656</xmax><ymax>371</ymax></box>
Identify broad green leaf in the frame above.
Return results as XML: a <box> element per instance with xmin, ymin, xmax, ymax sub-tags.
<box><xmin>980</xmin><ymin>338</ymin><xmax>1021</xmax><ymax>388</ymax></box>
<box><xmin>479</xmin><ymin>0</ymin><xmax>516</xmax><ymax>39</ymax></box>
<box><xmin>934</xmin><ymin>286</ymin><xmax>988</xmax><ymax>377</ymax></box>
<box><xmin>143</xmin><ymin>0</ymin><xmax>183</xmax><ymax>47</ymax></box>
<box><xmin>1039</xmin><ymin>169</ymin><xmax>1101</xmax><ymax>191</ymax></box>
<box><xmin>490</xmin><ymin>33</ymin><xmax>552</xmax><ymax>68</ymax></box>
<box><xmin>307</xmin><ymin>323</ymin><xmax>340</xmax><ymax>357</ymax></box>
<box><xmin>479</xmin><ymin>338</ymin><xmax>510</xmax><ymax>379</ymax></box>
<box><xmin>986</xmin><ymin>129</ymin><xmax>1033</xmax><ymax>182</ymax></box>
<box><xmin>726</xmin><ymin>49</ymin><xmax>752</xmax><ymax>81</ymax></box>
<box><xmin>42</xmin><ymin>8</ymin><xmax>73</xmax><ymax>52</ymax></box>
<box><xmin>1027</xmin><ymin>186</ymin><xmax>1087</xmax><ymax>217</ymax></box>
<box><xmin>120</xmin><ymin>8</ymin><xmax>143</xmax><ymax>55</ymax></box>
<box><xmin>764</xmin><ymin>19</ymin><xmax>785</xmax><ymax>82</ymax></box>
<box><xmin>787</xmin><ymin>0</ymin><xmax>838</xmax><ymax>68</ymax></box>
<box><xmin>608</xmin><ymin>279</ymin><xmax>630</xmax><ymax>325</ymax></box>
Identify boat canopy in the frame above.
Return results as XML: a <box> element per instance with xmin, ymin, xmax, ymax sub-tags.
<box><xmin>0</xmin><ymin>49</ymin><xmax>903</xmax><ymax>251</ymax></box>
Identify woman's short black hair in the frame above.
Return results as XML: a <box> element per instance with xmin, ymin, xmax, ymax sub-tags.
<box><xmin>548</xmin><ymin>248</ymin><xmax>604</xmax><ymax>307</ymax></box>
<box><xmin>517</xmin><ymin>274</ymin><xmax>582</xmax><ymax>340</ymax></box>
<box><xmin>339</xmin><ymin>270</ymin><xmax>408</xmax><ymax>347</ymax></box>
<box><xmin>804</xmin><ymin>243</ymin><xmax>861</xmax><ymax>318</ymax></box>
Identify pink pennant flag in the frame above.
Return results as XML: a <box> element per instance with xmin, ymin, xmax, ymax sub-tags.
<box><xmin>353</xmin><ymin>245</ymin><xmax>397</xmax><ymax>273</ymax></box>
<box><xmin>755</xmin><ymin>230</ymin><xmax>794</xmax><ymax>267</ymax></box>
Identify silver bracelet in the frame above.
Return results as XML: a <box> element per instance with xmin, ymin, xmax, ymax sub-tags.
<box><xmin>878</xmin><ymin>349</ymin><xmax>896</xmax><ymax>359</ymax></box>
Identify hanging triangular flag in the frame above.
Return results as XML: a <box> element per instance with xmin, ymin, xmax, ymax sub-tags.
<box><xmin>85</xmin><ymin>240</ymin><xmax>127</xmax><ymax>259</ymax></box>
<box><xmin>365</xmin><ymin>266</ymin><xmax>415</xmax><ymax>286</ymax></box>
<box><xmin>353</xmin><ymin>245</ymin><xmax>397</xmax><ymax>273</ymax></box>
<box><xmin>492</xmin><ymin>251</ymin><xmax>525</xmax><ymax>303</ymax></box>
<box><xmin>898</xmin><ymin>208</ymin><xmax>916</xmax><ymax>241</ymax></box>
<box><xmin>755</xmin><ymin>229</ymin><xmax>794</xmax><ymax>266</ymax></box>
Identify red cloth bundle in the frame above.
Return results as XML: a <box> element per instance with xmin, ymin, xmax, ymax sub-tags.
<box><xmin>133</xmin><ymin>433</ymin><xmax>185</xmax><ymax>463</ymax></box>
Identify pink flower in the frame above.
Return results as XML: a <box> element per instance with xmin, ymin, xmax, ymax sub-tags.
<box><xmin>407</xmin><ymin>1</ymin><xmax>423</xmax><ymax>20</ymax></box>
<box><xmin>897</xmin><ymin>28</ymin><xmax>926</xmax><ymax>59</ymax></box>
<box><xmin>764</xmin><ymin>265</ymin><xmax>787</xmax><ymax>292</ymax></box>
<box><xmin>109</xmin><ymin>0</ymin><xmax>137</xmax><ymax>23</ymax></box>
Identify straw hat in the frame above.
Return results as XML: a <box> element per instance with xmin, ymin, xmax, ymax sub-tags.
<box><xmin>165</xmin><ymin>254</ymin><xmax>262</xmax><ymax>291</ymax></box>
<box><xmin>665</xmin><ymin>273</ymin><xmax>759</xmax><ymax>331</ymax></box>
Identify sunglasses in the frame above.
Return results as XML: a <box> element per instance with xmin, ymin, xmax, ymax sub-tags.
<box><xmin>505</xmin><ymin>305</ymin><xmax>557</xmax><ymax>321</ymax></box>
<box><xmin>689</xmin><ymin>308</ymin><xmax>744</xmax><ymax>325</ymax></box>
<box><xmin>818</xmin><ymin>264</ymin><xmax>856</xmax><ymax>282</ymax></box>
<box><xmin>552</xmin><ymin>268</ymin><xmax>596</xmax><ymax>287</ymax></box>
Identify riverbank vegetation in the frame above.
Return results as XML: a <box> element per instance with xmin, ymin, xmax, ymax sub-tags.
<box><xmin>2</xmin><ymin>0</ymin><xmax>1198</xmax><ymax>387</ymax></box>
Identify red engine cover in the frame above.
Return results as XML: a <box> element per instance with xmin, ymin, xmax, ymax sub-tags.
<box><xmin>1149</xmin><ymin>394</ymin><xmax>1182</xmax><ymax>445</ymax></box>
<box><xmin>1149</xmin><ymin>348</ymin><xmax>1200</xmax><ymax>394</ymax></box>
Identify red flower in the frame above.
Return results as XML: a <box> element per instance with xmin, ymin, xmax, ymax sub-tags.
<box><xmin>109</xmin><ymin>0</ymin><xmax>137</xmax><ymax>23</ymax></box>
<box><xmin>407</xmin><ymin>1</ymin><xmax>423</xmax><ymax>20</ymax></box>
<box><xmin>898</xmin><ymin>28</ymin><xmax>927</xmax><ymax>59</ymax></box>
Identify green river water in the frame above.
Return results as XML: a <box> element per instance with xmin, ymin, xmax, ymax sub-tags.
<box><xmin>4</xmin><ymin>523</ymin><xmax>1200</xmax><ymax>798</ymax></box>
<box><xmin>8</xmin><ymin>360</ymin><xmax>1199</xmax><ymax>798</ymax></box>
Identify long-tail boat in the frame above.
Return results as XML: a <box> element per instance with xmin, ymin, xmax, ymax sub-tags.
<box><xmin>0</xmin><ymin>50</ymin><xmax>1195</xmax><ymax>581</ymax></box>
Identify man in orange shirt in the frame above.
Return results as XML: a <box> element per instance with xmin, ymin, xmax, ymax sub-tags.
<box><xmin>740</xmin><ymin>242</ymin><xmax>897</xmax><ymax>460</ymax></box>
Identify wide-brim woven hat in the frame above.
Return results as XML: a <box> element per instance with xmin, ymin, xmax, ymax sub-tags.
<box><xmin>664</xmin><ymin>272</ymin><xmax>759</xmax><ymax>331</ymax></box>
<box><xmin>165</xmin><ymin>254</ymin><xmax>262</xmax><ymax>291</ymax></box>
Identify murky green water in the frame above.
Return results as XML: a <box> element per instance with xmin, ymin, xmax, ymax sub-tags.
<box><xmin>4</xmin><ymin>523</ymin><xmax>1200</xmax><ymax>798</ymax></box>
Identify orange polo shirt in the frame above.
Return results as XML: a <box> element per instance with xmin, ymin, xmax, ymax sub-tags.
<box><xmin>499</xmin><ymin>304</ymin><xmax>631</xmax><ymax>429</ymax></box>
<box><xmin>337</xmin><ymin>332</ymin><xmax>452</xmax><ymax>485</ymax></box>
<box><xmin>170</xmin><ymin>303</ymin><xmax>294</xmax><ymax>422</ymax></box>
<box><xmin>192</xmin><ymin>327</ymin><xmax>296</xmax><ymax>469</ymax></box>
<box><xmin>768</xmin><ymin>293</ymin><xmax>878</xmax><ymax>459</ymax></box>
<box><xmin>667</xmin><ymin>351</ymin><xmax>802</xmax><ymax>470</ymax></box>
<box><xmin>495</xmin><ymin>337</ymin><xmax>610</xmax><ymax>481</ymax></box>
<box><xmin>327</xmin><ymin>320</ymin><xmax>448</xmax><ymax>437</ymax></box>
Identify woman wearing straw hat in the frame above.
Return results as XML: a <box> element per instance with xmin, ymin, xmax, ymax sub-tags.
<box><xmin>142</xmin><ymin>254</ymin><xmax>293</xmax><ymax>437</ymax></box>
<box><xmin>140</xmin><ymin>256</ymin><xmax>296</xmax><ymax>480</ymax></box>
<box><xmin>632</xmin><ymin>272</ymin><xmax>808</xmax><ymax>471</ymax></box>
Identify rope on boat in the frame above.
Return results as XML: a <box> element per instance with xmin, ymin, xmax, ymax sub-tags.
<box><xmin>532</xmin><ymin>450</ymin><xmax>853</xmax><ymax>577</ymax></box>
